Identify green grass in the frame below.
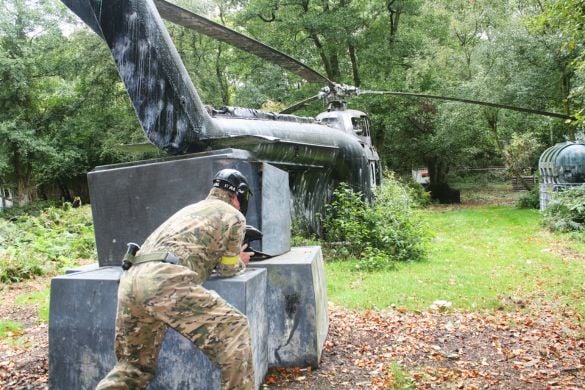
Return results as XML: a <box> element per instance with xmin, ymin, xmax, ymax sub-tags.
<box><xmin>385</xmin><ymin>362</ymin><xmax>415</xmax><ymax>389</ymax></box>
<box><xmin>0</xmin><ymin>319</ymin><xmax>23</xmax><ymax>339</ymax></box>
<box><xmin>326</xmin><ymin>206</ymin><xmax>585</xmax><ymax>316</ymax></box>
<box><xmin>15</xmin><ymin>288</ymin><xmax>51</xmax><ymax>323</ymax></box>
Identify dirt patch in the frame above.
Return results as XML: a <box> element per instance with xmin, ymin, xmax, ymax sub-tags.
<box><xmin>0</xmin><ymin>276</ymin><xmax>51</xmax><ymax>389</ymax></box>
<box><xmin>1</xmin><ymin>276</ymin><xmax>583</xmax><ymax>389</ymax></box>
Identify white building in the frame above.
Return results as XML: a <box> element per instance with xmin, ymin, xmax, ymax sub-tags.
<box><xmin>0</xmin><ymin>187</ymin><xmax>14</xmax><ymax>209</ymax></box>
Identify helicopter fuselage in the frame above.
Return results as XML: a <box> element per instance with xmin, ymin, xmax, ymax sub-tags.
<box><xmin>205</xmin><ymin>107</ymin><xmax>380</xmax><ymax>192</ymax></box>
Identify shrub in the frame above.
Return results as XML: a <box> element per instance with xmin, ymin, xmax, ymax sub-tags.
<box><xmin>355</xmin><ymin>247</ymin><xmax>397</xmax><ymax>272</ymax></box>
<box><xmin>401</xmin><ymin>179</ymin><xmax>432</xmax><ymax>208</ymax></box>
<box><xmin>502</xmin><ymin>132</ymin><xmax>542</xmax><ymax>179</ymax></box>
<box><xmin>323</xmin><ymin>174</ymin><xmax>430</xmax><ymax>271</ymax></box>
<box><xmin>516</xmin><ymin>185</ymin><xmax>540</xmax><ymax>209</ymax></box>
<box><xmin>0</xmin><ymin>204</ymin><xmax>96</xmax><ymax>283</ymax></box>
<box><xmin>543</xmin><ymin>184</ymin><xmax>585</xmax><ymax>232</ymax></box>
<box><xmin>323</xmin><ymin>184</ymin><xmax>369</xmax><ymax>253</ymax></box>
<box><xmin>0</xmin><ymin>200</ymin><xmax>59</xmax><ymax>221</ymax></box>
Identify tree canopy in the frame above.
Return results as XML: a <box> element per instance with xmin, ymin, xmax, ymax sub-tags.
<box><xmin>0</xmin><ymin>0</ymin><xmax>583</xmax><ymax>203</ymax></box>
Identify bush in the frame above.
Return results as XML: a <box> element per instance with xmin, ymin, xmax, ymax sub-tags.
<box><xmin>516</xmin><ymin>185</ymin><xmax>540</xmax><ymax>209</ymax></box>
<box><xmin>355</xmin><ymin>247</ymin><xmax>397</xmax><ymax>272</ymax></box>
<box><xmin>401</xmin><ymin>179</ymin><xmax>432</xmax><ymax>208</ymax></box>
<box><xmin>0</xmin><ymin>200</ymin><xmax>60</xmax><ymax>221</ymax></box>
<box><xmin>449</xmin><ymin>168</ymin><xmax>508</xmax><ymax>187</ymax></box>
<box><xmin>0</xmin><ymin>204</ymin><xmax>96</xmax><ymax>283</ymax></box>
<box><xmin>323</xmin><ymin>174</ymin><xmax>430</xmax><ymax>271</ymax></box>
<box><xmin>543</xmin><ymin>185</ymin><xmax>585</xmax><ymax>232</ymax></box>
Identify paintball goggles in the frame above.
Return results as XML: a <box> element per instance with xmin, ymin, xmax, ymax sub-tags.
<box><xmin>244</xmin><ymin>225</ymin><xmax>271</xmax><ymax>261</ymax></box>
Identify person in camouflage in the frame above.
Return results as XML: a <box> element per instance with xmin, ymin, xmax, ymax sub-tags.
<box><xmin>96</xmin><ymin>169</ymin><xmax>255</xmax><ymax>390</ymax></box>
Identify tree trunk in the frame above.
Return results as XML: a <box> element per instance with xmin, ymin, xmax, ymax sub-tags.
<box><xmin>215</xmin><ymin>45</ymin><xmax>230</xmax><ymax>106</ymax></box>
<box><xmin>387</xmin><ymin>0</ymin><xmax>401</xmax><ymax>44</ymax></box>
<box><xmin>484</xmin><ymin>109</ymin><xmax>532</xmax><ymax>191</ymax></box>
<box><xmin>348</xmin><ymin>43</ymin><xmax>360</xmax><ymax>87</ymax></box>
<box><xmin>0</xmin><ymin>182</ymin><xmax>5</xmax><ymax>209</ymax></box>
<box><xmin>328</xmin><ymin>50</ymin><xmax>341</xmax><ymax>81</ymax></box>
<box><xmin>559</xmin><ymin>66</ymin><xmax>575</xmax><ymax>141</ymax></box>
<box><xmin>425</xmin><ymin>156</ymin><xmax>460</xmax><ymax>203</ymax></box>
<box><xmin>16</xmin><ymin>177</ymin><xmax>33</xmax><ymax>205</ymax></box>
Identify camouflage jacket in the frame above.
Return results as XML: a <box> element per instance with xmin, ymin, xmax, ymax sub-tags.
<box><xmin>138</xmin><ymin>188</ymin><xmax>246</xmax><ymax>284</ymax></box>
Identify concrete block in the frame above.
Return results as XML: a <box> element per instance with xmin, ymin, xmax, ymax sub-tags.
<box><xmin>88</xmin><ymin>149</ymin><xmax>290</xmax><ymax>267</ymax></box>
<box><xmin>65</xmin><ymin>262</ymin><xmax>99</xmax><ymax>274</ymax></box>
<box><xmin>248</xmin><ymin>246</ymin><xmax>328</xmax><ymax>368</ymax></box>
<box><xmin>49</xmin><ymin>267</ymin><xmax>267</xmax><ymax>389</ymax></box>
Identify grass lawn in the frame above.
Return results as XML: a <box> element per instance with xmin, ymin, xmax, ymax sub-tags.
<box><xmin>15</xmin><ymin>288</ymin><xmax>51</xmax><ymax>323</ymax></box>
<box><xmin>326</xmin><ymin>205</ymin><xmax>585</xmax><ymax>316</ymax></box>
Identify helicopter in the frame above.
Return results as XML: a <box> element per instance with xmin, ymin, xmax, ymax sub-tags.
<box><xmin>60</xmin><ymin>0</ymin><xmax>573</xmax><ymax>229</ymax></box>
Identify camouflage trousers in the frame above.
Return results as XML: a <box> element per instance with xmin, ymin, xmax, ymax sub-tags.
<box><xmin>96</xmin><ymin>261</ymin><xmax>255</xmax><ymax>390</ymax></box>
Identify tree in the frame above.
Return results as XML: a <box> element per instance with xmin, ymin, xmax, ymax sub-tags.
<box><xmin>0</xmin><ymin>0</ymin><xmax>65</xmax><ymax>203</ymax></box>
<box><xmin>527</xmin><ymin>0</ymin><xmax>585</xmax><ymax>131</ymax></box>
<box><xmin>7</xmin><ymin>0</ymin><xmax>578</xmax><ymax>205</ymax></box>
<box><xmin>0</xmin><ymin>0</ymin><xmax>147</xmax><ymax>204</ymax></box>
<box><xmin>376</xmin><ymin>0</ymin><xmax>575</xmax><ymax>195</ymax></box>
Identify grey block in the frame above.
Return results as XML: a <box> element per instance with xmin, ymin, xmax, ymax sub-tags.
<box><xmin>49</xmin><ymin>267</ymin><xmax>267</xmax><ymax>389</ymax></box>
<box><xmin>88</xmin><ymin>149</ymin><xmax>291</xmax><ymax>267</ymax></box>
<box><xmin>65</xmin><ymin>262</ymin><xmax>99</xmax><ymax>274</ymax></box>
<box><xmin>248</xmin><ymin>246</ymin><xmax>328</xmax><ymax>368</ymax></box>
<box><xmin>259</xmin><ymin>164</ymin><xmax>291</xmax><ymax>254</ymax></box>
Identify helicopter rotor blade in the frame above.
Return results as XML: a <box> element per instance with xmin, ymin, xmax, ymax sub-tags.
<box><xmin>360</xmin><ymin>90</ymin><xmax>574</xmax><ymax>120</ymax></box>
<box><xmin>153</xmin><ymin>0</ymin><xmax>334</xmax><ymax>87</ymax></box>
<box><xmin>279</xmin><ymin>94</ymin><xmax>321</xmax><ymax>114</ymax></box>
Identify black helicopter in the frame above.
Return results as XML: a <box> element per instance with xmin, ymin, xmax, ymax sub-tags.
<box><xmin>60</xmin><ymin>0</ymin><xmax>572</xmax><ymax>228</ymax></box>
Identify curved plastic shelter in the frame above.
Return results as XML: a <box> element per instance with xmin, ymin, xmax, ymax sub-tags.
<box><xmin>538</xmin><ymin>141</ymin><xmax>585</xmax><ymax>209</ymax></box>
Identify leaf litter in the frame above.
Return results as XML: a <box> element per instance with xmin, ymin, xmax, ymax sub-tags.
<box><xmin>264</xmin><ymin>299</ymin><xmax>583</xmax><ymax>389</ymax></box>
<box><xmin>1</xmin><ymin>279</ymin><xmax>583</xmax><ymax>389</ymax></box>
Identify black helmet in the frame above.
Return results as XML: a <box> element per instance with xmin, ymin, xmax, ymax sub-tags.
<box><xmin>213</xmin><ymin>169</ymin><xmax>252</xmax><ymax>215</ymax></box>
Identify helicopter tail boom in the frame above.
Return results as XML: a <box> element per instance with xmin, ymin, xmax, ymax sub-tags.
<box><xmin>62</xmin><ymin>0</ymin><xmax>214</xmax><ymax>154</ymax></box>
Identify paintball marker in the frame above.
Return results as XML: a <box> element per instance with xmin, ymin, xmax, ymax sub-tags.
<box><xmin>244</xmin><ymin>225</ymin><xmax>271</xmax><ymax>261</ymax></box>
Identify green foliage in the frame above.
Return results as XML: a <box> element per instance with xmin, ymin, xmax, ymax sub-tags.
<box><xmin>323</xmin><ymin>184</ymin><xmax>368</xmax><ymax>252</ymax></box>
<box><xmin>0</xmin><ymin>0</ymin><xmax>146</xmax><ymax>204</ymax></box>
<box><xmin>1</xmin><ymin>0</ymin><xmax>580</xmax><ymax>206</ymax></box>
<box><xmin>290</xmin><ymin>232</ymin><xmax>321</xmax><ymax>248</ymax></box>
<box><xmin>543</xmin><ymin>185</ymin><xmax>585</xmax><ymax>232</ymax></box>
<box><xmin>323</xmin><ymin>175</ymin><xmax>429</xmax><ymax>271</ymax></box>
<box><xmin>0</xmin><ymin>200</ymin><xmax>59</xmax><ymax>220</ymax></box>
<box><xmin>503</xmin><ymin>132</ymin><xmax>542</xmax><ymax>178</ymax></box>
<box><xmin>516</xmin><ymin>185</ymin><xmax>540</xmax><ymax>210</ymax></box>
<box><xmin>0</xmin><ymin>320</ymin><xmax>23</xmax><ymax>339</ymax></box>
<box><xmin>401</xmin><ymin>179</ymin><xmax>432</xmax><ymax>208</ymax></box>
<box><xmin>354</xmin><ymin>247</ymin><xmax>397</xmax><ymax>273</ymax></box>
<box><xmin>0</xmin><ymin>204</ymin><xmax>96</xmax><ymax>283</ymax></box>
<box><xmin>530</xmin><ymin>0</ymin><xmax>585</xmax><ymax>130</ymax></box>
<box><xmin>450</xmin><ymin>169</ymin><xmax>508</xmax><ymax>187</ymax></box>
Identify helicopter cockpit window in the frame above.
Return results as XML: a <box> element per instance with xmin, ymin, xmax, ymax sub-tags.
<box><xmin>321</xmin><ymin>117</ymin><xmax>340</xmax><ymax>128</ymax></box>
<box><xmin>352</xmin><ymin>117</ymin><xmax>370</xmax><ymax>136</ymax></box>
